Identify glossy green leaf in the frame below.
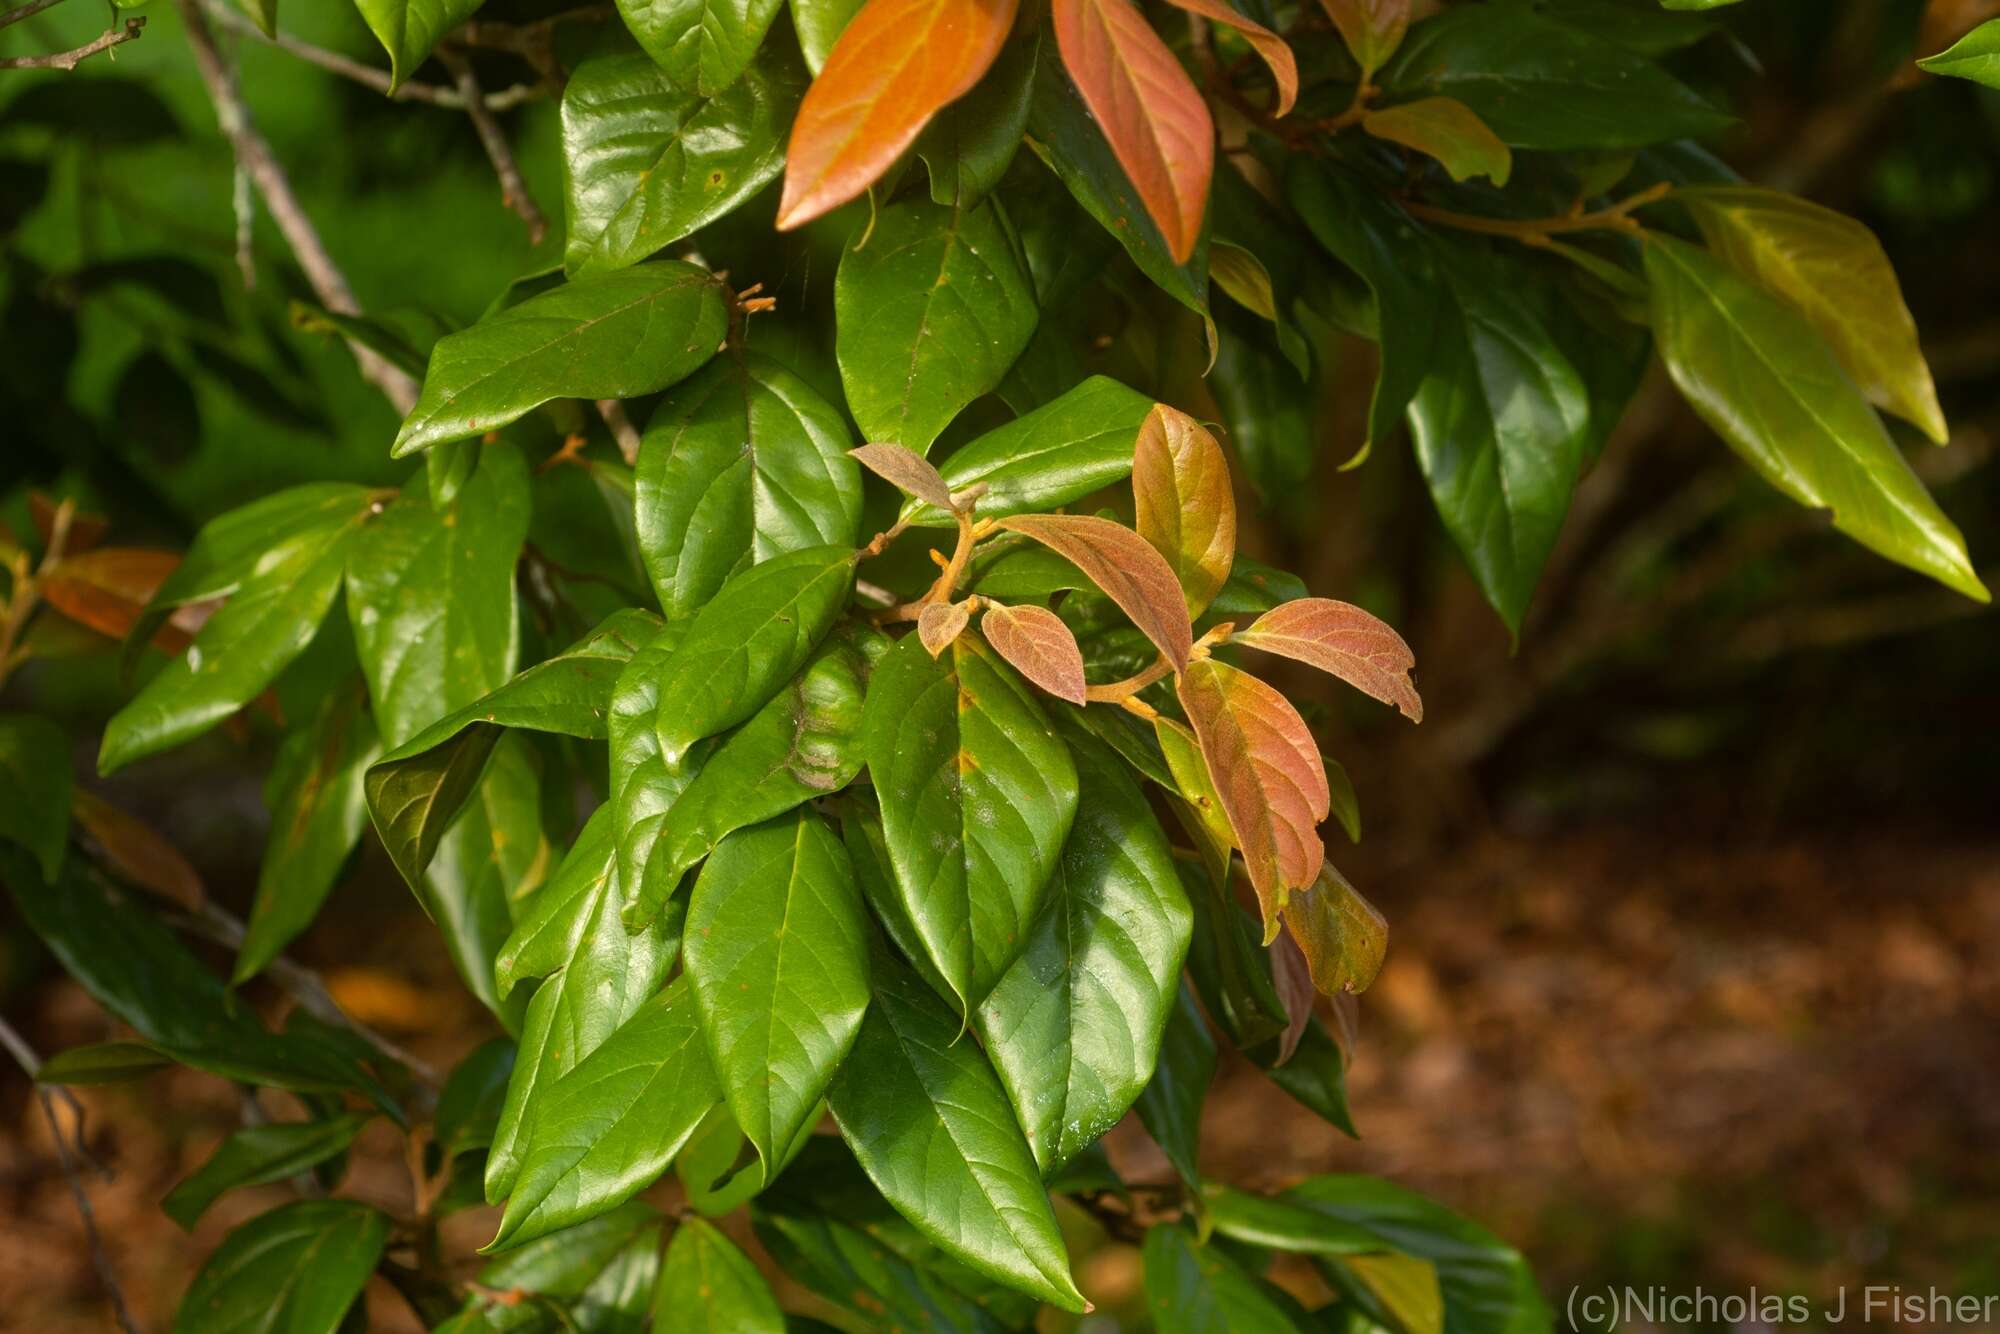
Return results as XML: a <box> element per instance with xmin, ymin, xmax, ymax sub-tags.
<box><xmin>1133</xmin><ymin>981</ymin><xmax>1215</xmax><ymax>1189</ymax></box>
<box><xmin>828</xmin><ymin>954</ymin><xmax>1087</xmax><ymax>1311</ymax></box>
<box><xmin>346</xmin><ymin>442</ymin><xmax>529</xmax><ymax>748</ymax></box>
<box><xmin>967</xmin><ymin>540</ymin><xmax>1091</xmax><ymax>600</ymax></box>
<box><xmin>974</xmin><ymin>732</ymin><xmax>1191</xmax><ymax>1173</ymax></box>
<box><xmin>919</xmin><ymin>33</ymin><xmax>1038</xmax><ymax>210</ymax></box>
<box><xmin>425</xmin><ymin>735</ymin><xmax>549</xmax><ymax>1028</ymax></box>
<box><xmin>477</xmin><ymin>1200</ymin><xmax>664</xmax><ymax>1299</ymax></box>
<box><xmin>393</xmin><ymin>262</ymin><xmax>729</xmax><ymax>456</ymax></box>
<box><xmin>790</xmin><ymin>0</ymin><xmax>865</xmax><ymax>72</ymax></box>
<box><xmin>562</xmin><ymin>45</ymin><xmax>805</xmax><ymax>276</ymax></box>
<box><xmin>905</xmin><ymin>375</ymin><xmax>1156</xmax><ymax>526</ymax></box>
<box><xmin>366</xmin><ymin>609</ymin><xmax>657</xmax><ymax>894</ymax></box>
<box><xmin>1381</xmin><ymin>5</ymin><xmax>1731</xmax><ymax>150</ymax></box>
<box><xmin>835</xmin><ymin>199</ymin><xmax>1038</xmax><ymax>455</ymax></box>
<box><xmin>649</xmin><ymin>544</ymin><xmax>856</xmax><ymax>768</ymax></box>
<box><xmin>637</xmin><ymin>351</ymin><xmax>862</xmax><ymax>618</ymax></box>
<box><xmin>686</xmin><ymin>811</ymin><xmax>870</xmax><ymax>1167</ymax></box>
<box><xmin>172</xmin><ymin>1199</ymin><xmax>389</xmax><ymax>1334</ymax></box>
<box><xmin>675</xmin><ymin>1099</ymin><xmax>818</xmax><ymax>1215</ymax></box>
<box><xmin>489</xmin><ymin>978</ymin><xmax>720</xmax><ymax>1249</ymax></box>
<box><xmin>615</xmin><ymin>0</ymin><xmax>786</xmax><ymax>95</ymax></box>
<box><xmin>1918</xmin><ymin>18</ymin><xmax>2000</xmax><ymax>87</ymax></box>
<box><xmin>606</xmin><ymin>620</ymin><xmax>706</xmax><ymax>930</ymax></box>
<box><xmin>1644</xmin><ymin>235</ymin><xmax>1986</xmax><ymax>602</ymax></box>
<box><xmin>1142</xmin><ymin>1224</ymin><xmax>1308</xmax><ymax>1334</ymax></box>
<box><xmin>354</xmin><ymin>0</ymin><xmax>482</xmax><ymax>88</ymax></box>
<box><xmin>163</xmin><ymin>1113</ymin><xmax>372</xmax><ymax>1230</ymax></box>
<box><xmin>236</xmin><ymin>683</ymin><xmax>383</xmax><ymax>983</ymax></box>
<box><xmin>752</xmin><ymin>1202</ymin><xmax>1007</xmax><ymax>1333</ymax></box>
<box><xmin>0</xmin><ymin>714</ymin><xmax>71</xmax><ymax>881</ymax></box>
<box><xmin>655</xmin><ymin>1216</ymin><xmax>785</xmax><ymax>1333</ymax></box>
<box><xmin>862</xmin><ymin>631</ymin><xmax>1078</xmax><ymax>1015</ymax></box>
<box><xmin>35</xmin><ymin>1041</ymin><xmax>172</xmax><ymax>1085</ymax></box>
<box><xmin>1205</xmin><ymin>1186</ymin><xmax>1390</xmax><ymax>1258</ymax></box>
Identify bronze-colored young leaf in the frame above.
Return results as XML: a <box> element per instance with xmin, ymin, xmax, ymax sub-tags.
<box><xmin>1280</xmin><ymin>863</ymin><xmax>1387</xmax><ymax>1001</ymax></box>
<box><xmin>1269</xmin><ymin>924</ymin><xmax>1313</xmax><ymax>1067</ymax></box>
<box><xmin>1159</xmin><ymin>0</ymin><xmax>1297</xmax><ymax>115</ymax></box>
<box><xmin>1362</xmin><ymin>97</ymin><xmax>1512</xmax><ymax>186</ymax></box>
<box><xmin>999</xmin><ymin>513</ymin><xmax>1194</xmax><ymax>668</ymax></box>
<box><xmin>71</xmin><ymin>789</ymin><xmax>207</xmax><ymax>912</ymax></box>
<box><xmin>1319</xmin><ymin>0</ymin><xmax>1408</xmax><ymax>77</ymax></box>
<box><xmin>40</xmin><ymin>548</ymin><xmax>196</xmax><ymax>653</ymax></box>
<box><xmin>1050</xmin><ymin>0</ymin><xmax>1214</xmax><ymax>265</ymax></box>
<box><xmin>776</xmin><ymin>0</ymin><xmax>1019</xmax><ymax>230</ymax></box>
<box><xmin>1233</xmin><ymin>597</ymin><xmax>1422</xmax><ymax>722</ymax></box>
<box><xmin>1176</xmin><ymin>657</ymin><xmax>1329</xmax><ymax>938</ymax></box>
<box><xmin>1132</xmin><ymin>404</ymin><xmax>1236</xmax><ymax>618</ymax></box>
<box><xmin>917</xmin><ymin>598</ymin><xmax>973</xmax><ymax>657</ymax></box>
<box><xmin>980</xmin><ymin>603</ymin><xmax>1086</xmax><ymax>704</ymax></box>
<box><xmin>851</xmin><ymin>443</ymin><xmax>956</xmax><ymax>513</ymax></box>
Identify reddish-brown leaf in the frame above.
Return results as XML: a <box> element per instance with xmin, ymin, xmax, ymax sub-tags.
<box><xmin>1234</xmin><ymin>597</ymin><xmax>1422</xmax><ymax>723</ymax></box>
<box><xmin>71</xmin><ymin>788</ymin><xmax>207</xmax><ymax>912</ymax></box>
<box><xmin>1318</xmin><ymin>0</ymin><xmax>1408</xmax><ymax>77</ymax></box>
<box><xmin>852</xmin><ymin>443</ymin><xmax>957</xmax><ymax>513</ymax></box>
<box><xmin>917</xmin><ymin>598</ymin><xmax>974</xmax><ymax>657</ymax></box>
<box><xmin>1132</xmin><ymin>404</ymin><xmax>1235</xmax><ymax>617</ymax></box>
<box><xmin>999</xmin><ymin>513</ymin><xmax>1193</xmax><ymax>668</ymax></box>
<box><xmin>1051</xmin><ymin>0</ymin><xmax>1214</xmax><ymax>265</ymax></box>
<box><xmin>1176</xmin><ymin>657</ymin><xmax>1328</xmax><ymax>938</ymax></box>
<box><xmin>1268</xmin><ymin>923</ymin><xmax>1314</xmax><ymax>1066</ymax></box>
<box><xmin>777</xmin><ymin>0</ymin><xmax>1019</xmax><ymax>230</ymax></box>
<box><xmin>1160</xmin><ymin>0</ymin><xmax>1297</xmax><ymax>116</ymax></box>
<box><xmin>40</xmin><ymin>548</ymin><xmax>201</xmax><ymax>653</ymax></box>
<box><xmin>1280</xmin><ymin>862</ymin><xmax>1387</xmax><ymax>1001</ymax></box>
<box><xmin>979</xmin><ymin>602</ymin><xmax>1086</xmax><ymax>704</ymax></box>
<box><xmin>30</xmin><ymin>492</ymin><xmax>110</xmax><ymax>554</ymax></box>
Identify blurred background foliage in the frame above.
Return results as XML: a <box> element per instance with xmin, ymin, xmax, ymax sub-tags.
<box><xmin>2</xmin><ymin>0</ymin><xmax>1998</xmax><ymax>1328</ymax></box>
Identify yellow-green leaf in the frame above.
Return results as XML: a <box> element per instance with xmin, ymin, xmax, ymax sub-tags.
<box><xmin>1362</xmin><ymin>96</ymin><xmax>1512</xmax><ymax>186</ymax></box>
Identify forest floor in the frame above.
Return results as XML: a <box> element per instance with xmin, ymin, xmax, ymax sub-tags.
<box><xmin>4</xmin><ymin>821</ymin><xmax>1997</xmax><ymax>1331</ymax></box>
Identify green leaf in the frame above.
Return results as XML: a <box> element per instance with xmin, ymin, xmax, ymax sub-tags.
<box><xmin>607</xmin><ymin>620</ymin><xmax>706</xmax><ymax>930</ymax></box>
<box><xmin>172</xmin><ymin>1200</ymin><xmax>389</xmax><ymax>1334</ymax></box>
<box><xmin>393</xmin><ymin>262</ymin><xmax>729</xmax><ymax>457</ymax></box>
<box><xmin>637</xmin><ymin>351</ymin><xmax>862</xmax><ymax>618</ymax></box>
<box><xmin>438</xmin><ymin>1038</ymin><xmax>517</xmax><ymax>1159</ymax></box>
<box><xmin>34</xmin><ymin>1041</ymin><xmax>173</xmax><ymax>1085</ymax></box>
<box><xmin>919</xmin><ymin>33</ymin><xmax>1038</xmax><ymax>210</ymax></box>
<box><xmin>828</xmin><ymin>954</ymin><xmax>1087</xmax><ymax>1312</ymax></box>
<box><xmin>1677</xmin><ymin>186</ymin><xmax>1947</xmax><ymax>443</ymax></box>
<box><xmin>1362</xmin><ymin>96</ymin><xmax>1513</xmax><ymax>186</ymax></box>
<box><xmin>752</xmin><ymin>1203</ymin><xmax>1007</xmax><ymax>1333</ymax></box>
<box><xmin>686</xmin><ymin>811</ymin><xmax>870</xmax><ymax>1169</ymax></box>
<box><xmin>163</xmin><ymin>1113</ymin><xmax>372</xmax><ymax>1230</ymax></box>
<box><xmin>1133</xmin><ymin>981</ymin><xmax>1216</xmax><ymax>1189</ymax></box>
<box><xmin>353</xmin><ymin>0</ymin><xmax>483</xmax><ymax>88</ymax></box>
<box><xmin>478</xmin><ymin>1200</ymin><xmax>663</xmax><ymax>1297</ymax></box>
<box><xmin>366</xmin><ymin>609</ymin><xmax>658</xmax><ymax>894</ymax></box>
<box><xmin>835</xmin><ymin>199</ymin><xmax>1038</xmax><ymax>455</ymax></box>
<box><xmin>1142</xmin><ymin>1224</ymin><xmax>1310</xmax><ymax>1334</ymax></box>
<box><xmin>648</xmin><ymin>544</ymin><xmax>856</xmax><ymax>769</ymax></box>
<box><xmin>1381</xmin><ymin>5</ymin><xmax>1732</xmax><ymax>150</ymax></box>
<box><xmin>489</xmin><ymin>977</ymin><xmax>719</xmax><ymax>1250</ymax></box>
<box><xmin>974</xmin><ymin>732</ymin><xmax>1191</xmax><ymax>1173</ymax></box>
<box><xmin>1644</xmin><ymin>235</ymin><xmax>1987</xmax><ymax>602</ymax></box>
<box><xmin>426</xmin><ymin>735</ymin><xmax>549</xmax><ymax>1028</ymax></box>
<box><xmin>904</xmin><ymin>375</ymin><xmax>1156</xmax><ymax>527</ymax></box>
<box><xmin>100</xmin><ymin>493</ymin><xmax>376</xmax><ymax>775</ymax></box>
<box><xmin>614</xmin><ymin>0</ymin><xmax>786</xmax><ymax>96</ymax></box>
<box><xmin>562</xmin><ymin>45</ymin><xmax>805</xmax><ymax>276</ymax></box>
<box><xmin>346</xmin><ymin>442</ymin><xmax>529</xmax><ymax>748</ymax></box>
<box><xmin>1183</xmin><ymin>864</ymin><xmax>1289</xmax><ymax>1050</ymax></box>
<box><xmin>655</xmin><ymin>1216</ymin><xmax>785</xmax><ymax>1333</ymax></box>
<box><xmin>862</xmin><ymin>632</ymin><xmax>1079</xmax><ymax>1016</ymax></box>
<box><xmin>1205</xmin><ymin>1187</ymin><xmax>1391</xmax><ymax>1258</ymax></box>
<box><xmin>1256</xmin><ymin>1017</ymin><xmax>1358</xmax><ymax>1137</ymax></box>
<box><xmin>790</xmin><ymin>0</ymin><xmax>864</xmax><ymax>71</ymax></box>
<box><xmin>967</xmin><ymin>540</ymin><xmax>1091</xmax><ymax>601</ymax></box>
<box><xmin>0</xmin><ymin>714</ymin><xmax>71</xmax><ymax>881</ymax></box>
<box><xmin>236</xmin><ymin>683</ymin><xmax>383</xmax><ymax>983</ymax></box>
<box><xmin>1919</xmin><ymin>18</ymin><xmax>2000</xmax><ymax>88</ymax></box>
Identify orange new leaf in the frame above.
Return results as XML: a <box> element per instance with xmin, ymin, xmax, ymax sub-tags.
<box><xmin>981</xmin><ymin>603</ymin><xmax>1087</xmax><ymax>704</ymax></box>
<box><xmin>852</xmin><ymin>443</ymin><xmax>957</xmax><ymax>512</ymax></box>
<box><xmin>999</xmin><ymin>513</ymin><xmax>1193</xmax><ymax>668</ymax></box>
<box><xmin>41</xmin><ymin>548</ymin><xmax>199</xmax><ymax>653</ymax></box>
<box><xmin>1318</xmin><ymin>0</ymin><xmax>1408</xmax><ymax>78</ymax></box>
<box><xmin>918</xmin><ymin>598</ymin><xmax>974</xmax><ymax>657</ymax></box>
<box><xmin>1133</xmin><ymin>404</ymin><xmax>1235</xmax><ymax>617</ymax></box>
<box><xmin>1235</xmin><ymin>597</ymin><xmax>1423</xmax><ymax>722</ymax></box>
<box><xmin>1280</xmin><ymin>862</ymin><xmax>1387</xmax><ymax>1001</ymax></box>
<box><xmin>1160</xmin><ymin>0</ymin><xmax>1297</xmax><ymax>116</ymax></box>
<box><xmin>1051</xmin><ymin>0</ymin><xmax>1214</xmax><ymax>265</ymax></box>
<box><xmin>778</xmin><ymin>0</ymin><xmax>1019</xmax><ymax>230</ymax></box>
<box><xmin>1177</xmin><ymin>657</ymin><xmax>1328</xmax><ymax>938</ymax></box>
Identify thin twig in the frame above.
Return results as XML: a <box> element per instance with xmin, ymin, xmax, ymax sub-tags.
<box><xmin>595</xmin><ymin>400</ymin><xmax>641</xmax><ymax>466</ymax></box>
<box><xmin>0</xmin><ymin>16</ymin><xmax>144</xmax><ymax>70</ymax></box>
<box><xmin>1402</xmin><ymin>181</ymin><xmax>1673</xmax><ymax>245</ymax></box>
<box><xmin>174</xmin><ymin>0</ymin><xmax>420</xmax><ymax>413</ymax></box>
<box><xmin>0</xmin><ymin>0</ymin><xmax>67</xmax><ymax>31</ymax></box>
<box><xmin>437</xmin><ymin>50</ymin><xmax>548</xmax><ymax>245</ymax></box>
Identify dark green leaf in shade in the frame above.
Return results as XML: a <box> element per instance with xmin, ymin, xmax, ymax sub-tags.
<box><xmin>475</xmin><ymin>1200</ymin><xmax>664</xmax><ymax>1301</ymax></box>
<box><xmin>425</xmin><ymin>736</ymin><xmax>549</xmax><ymax>1029</ymax></box>
<box><xmin>861</xmin><ymin>632</ymin><xmax>1079</xmax><ymax>1016</ymax></box>
<box><xmin>489</xmin><ymin>978</ymin><xmax>720</xmax><ymax>1249</ymax></box>
<box><xmin>751</xmin><ymin>1204</ymin><xmax>1006</xmax><ymax>1333</ymax></box>
<box><xmin>0</xmin><ymin>714</ymin><xmax>71</xmax><ymax>881</ymax></box>
<box><xmin>1142</xmin><ymin>1224</ymin><xmax>1309</xmax><ymax>1334</ymax></box>
<box><xmin>676</xmin><ymin>1099</ymin><xmax>820</xmax><ymax>1215</ymax></box>
<box><xmin>290</xmin><ymin>301</ymin><xmax>430</xmax><ymax>379</ymax></box>
<box><xmin>1380</xmin><ymin>5</ymin><xmax>1732</xmax><ymax>150</ymax></box>
<box><xmin>354</xmin><ymin>0</ymin><xmax>483</xmax><ymax>88</ymax></box>
<box><xmin>236</xmin><ymin>683</ymin><xmax>383</xmax><ymax>983</ymax></box>
<box><xmin>1643</xmin><ymin>235</ymin><xmax>1987</xmax><ymax>602</ymax></box>
<box><xmin>828</xmin><ymin>954</ymin><xmax>1088</xmax><ymax>1312</ymax></box>
<box><xmin>834</xmin><ymin>199</ymin><xmax>1038</xmax><ymax>455</ymax></box>
<box><xmin>438</xmin><ymin>1038</ymin><xmax>518</xmax><ymax>1159</ymax></box>
<box><xmin>1209</xmin><ymin>307</ymin><xmax>1316</xmax><ymax>503</ymax></box>
<box><xmin>171</xmin><ymin>1199</ymin><xmax>389</xmax><ymax>1334</ymax></box>
<box><xmin>392</xmin><ymin>262</ymin><xmax>729</xmax><ymax>457</ymax></box>
<box><xmin>346</xmin><ymin>442</ymin><xmax>530</xmax><ymax>748</ymax></box>
<box><xmin>163</xmin><ymin>1114</ymin><xmax>372</xmax><ymax>1230</ymax></box>
<box><xmin>1182</xmin><ymin>864</ymin><xmax>1289</xmax><ymax>1050</ymax></box>
<box><xmin>562</xmin><ymin>45</ymin><xmax>805</xmax><ymax>276</ymax></box>
<box><xmin>1254</xmin><ymin>1017</ymin><xmax>1358</xmax><ymax>1137</ymax></box>
<box><xmin>904</xmin><ymin>375</ymin><xmax>1156</xmax><ymax>527</ymax></box>
<box><xmin>654</xmin><ymin>1216</ymin><xmax>786</xmax><ymax>1333</ymax></box>
<box><xmin>34</xmin><ymin>1042</ymin><xmax>173</xmax><ymax>1085</ymax></box>
<box><xmin>1916</xmin><ymin>17</ymin><xmax>2000</xmax><ymax>87</ymax></box>
<box><xmin>1134</xmin><ymin>981</ymin><xmax>1216</xmax><ymax>1189</ymax></box>
<box><xmin>919</xmin><ymin>33</ymin><xmax>1039</xmax><ymax>210</ymax></box>
<box><xmin>636</xmin><ymin>351</ymin><xmax>862</xmax><ymax>618</ymax></box>
<box><xmin>974</xmin><ymin>732</ymin><xmax>1191</xmax><ymax>1173</ymax></box>
<box><xmin>615</xmin><ymin>0</ymin><xmax>786</xmax><ymax>96</ymax></box>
